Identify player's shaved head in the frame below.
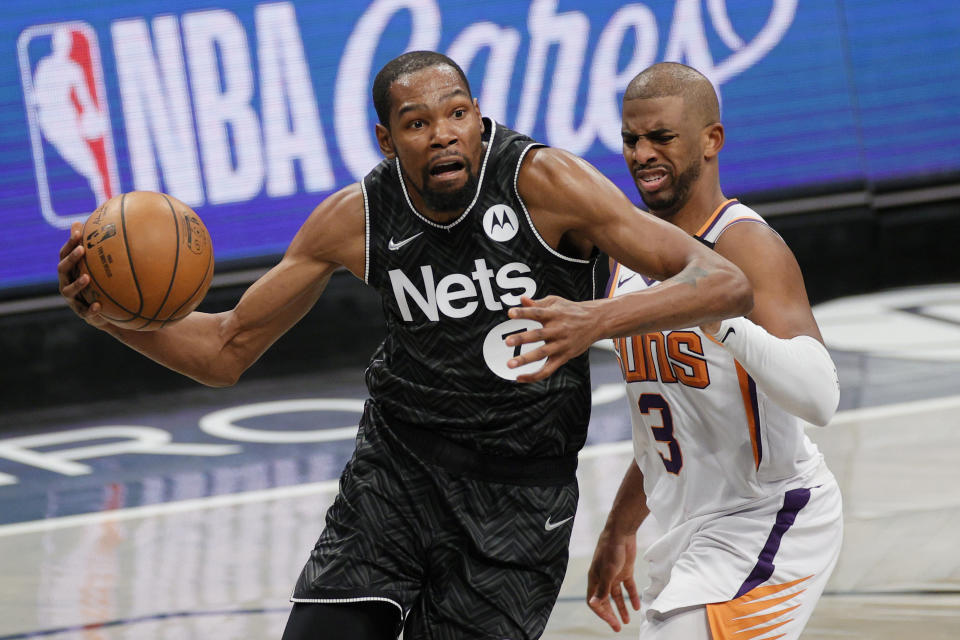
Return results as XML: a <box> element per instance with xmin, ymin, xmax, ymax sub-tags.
<box><xmin>624</xmin><ymin>63</ymin><xmax>719</xmax><ymax>127</ymax></box>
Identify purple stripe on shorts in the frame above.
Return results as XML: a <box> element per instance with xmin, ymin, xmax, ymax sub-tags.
<box><xmin>734</xmin><ymin>488</ymin><xmax>811</xmax><ymax>598</ymax></box>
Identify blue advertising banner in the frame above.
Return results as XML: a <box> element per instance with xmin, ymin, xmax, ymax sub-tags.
<box><xmin>1</xmin><ymin>0</ymin><xmax>958</xmax><ymax>293</ymax></box>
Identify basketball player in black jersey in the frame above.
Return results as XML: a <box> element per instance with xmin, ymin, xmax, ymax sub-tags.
<box><xmin>57</xmin><ymin>52</ymin><xmax>751</xmax><ymax>639</ymax></box>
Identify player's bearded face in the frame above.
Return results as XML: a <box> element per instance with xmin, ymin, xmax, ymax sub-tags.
<box><xmin>635</xmin><ymin>158</ymin><xmax>700</xmax><ymax>213</ymax></box>
<box><xmin>418</xmin><ymin>155</ymin><xmax>478</xmax><ymax>212</ymax></box>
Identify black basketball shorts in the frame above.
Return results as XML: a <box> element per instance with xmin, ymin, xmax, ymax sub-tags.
<box><xmin>291</xmin><ymin>402</ymin><xmax>579</xmax><ymax>640</ymax></box>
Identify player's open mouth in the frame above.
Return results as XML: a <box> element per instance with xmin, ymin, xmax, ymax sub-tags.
<box><xmin>429</xmin><ymin>159</ymin><xmax>466</xmax><ymax>181</ymax></box>
<box><xmin>636</xmin><ymin>169</ymin><xmax>669</xmax><ymax>191</ymax></box>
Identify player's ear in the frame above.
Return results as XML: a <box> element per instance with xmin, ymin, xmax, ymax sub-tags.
<box><xmin>376</xmin><ymin>123</ymin><xmax>396</xmax><ymax>159</ymax></box>
<box><xmin>703</xmin><ymin>122</ymin><xmax>724</xmax><ymax>160</ymax></box>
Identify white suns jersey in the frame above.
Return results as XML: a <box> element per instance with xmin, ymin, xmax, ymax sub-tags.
<box><xmin>608</xmin><ymin>199</ymin><xmax>823</xmax><ymax>532</ymax></box>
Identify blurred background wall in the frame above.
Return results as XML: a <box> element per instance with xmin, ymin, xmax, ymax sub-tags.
<box><xmin>1</xmin><ymin>0</ymin><xmax>958</xmax><ymax>416</ymax></box>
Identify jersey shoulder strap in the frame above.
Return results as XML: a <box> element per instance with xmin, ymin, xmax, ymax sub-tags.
<box><xmin>695</xmin><ymin>199</ymin><xmax>771</xmax><ymax>246</ymax></box>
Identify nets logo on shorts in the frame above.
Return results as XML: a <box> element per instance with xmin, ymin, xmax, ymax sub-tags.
<box><xmin>17</xmin><ymin>22</ymin><xmax>119</xmax><ymax>229</ymax></box>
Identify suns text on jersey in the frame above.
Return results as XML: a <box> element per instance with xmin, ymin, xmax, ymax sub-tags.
<box><xmin>613</xmin><ymin>331</ymin><xmax>710</xmax><ymax>388</ymax></box>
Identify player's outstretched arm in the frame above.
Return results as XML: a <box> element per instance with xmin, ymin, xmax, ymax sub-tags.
<box><xmin>507</xmin><ymin>147</ymin><xmax>752</xmax><ymax>382</ymax></box>
<box><xmin>57</xmin><ymin>185</ymin><xmax>366</xmax><ymax>387</ymax></box>
<box><xmin>701</xmin><ymin>222</ymin><xmax>839</xmax><ymax>425</ymax></box>
<box><xmin>587</xmin><ymin>460</ymin><xmax>647</xmax><ymax>631</ymax></box>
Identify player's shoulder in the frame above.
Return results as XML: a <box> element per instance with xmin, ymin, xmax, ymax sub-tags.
<box><xmin>521</xmin><ymin>145</ymin><xmax>591</xmax><ymax>177</ymax></box>
<box><xmin>305</xmin><ymin>183</ymin><xmax>364</xmax><ymax>228</ymax></box>
<box><xmin>290</xmin><ymin>183</ymin><xmax>365</xmax><ymax>269</ymax></box>
<box><xmin>699</xmin><ymin>200</ymin><xmax>769</xmax><ymax>244</ymax></box>
<box><xmin>710</xmin><ymin>201</ymin><xmax>800</xmax><ymax>281</ymax></box>
<box><xmin>517</xmin><ymin>146</ymin><xmax>605</xmax><ymax>210</ymax></box>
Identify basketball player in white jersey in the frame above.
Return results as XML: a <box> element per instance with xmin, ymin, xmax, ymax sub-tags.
<box><xmin>507</xmin><ymin>63</ymin><xmax>842</xmax><ymax>639</ymax></box>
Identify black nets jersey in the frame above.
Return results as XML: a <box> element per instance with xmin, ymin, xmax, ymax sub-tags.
<box><xmin>363</xmin><ymin>118</ymin><xmax>599</xmax><ymax>458</ymax></box>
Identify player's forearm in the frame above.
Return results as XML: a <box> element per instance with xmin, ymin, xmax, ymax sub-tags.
<box><xmin>708</xmin><ymin>317</ymin><xmax>840</xmax><ymax>426</ymax></box>
<box><xmin>99</xmin><ymin>265</ymin><xmax>334</xmax><ymax>386</ymax></box>
<box><xmin>594</xmin><ymin>257</ymin><xmax>752</xmax><ymax>339</ymax></box>
<box><xmin>603</xmin><ymin>461</ymin><xmax>649</xmax><ymax>535</ymax></box>
<box><xmin>100</xmin><ymin>311</ymin><xmax>243</xmax><ymax>387</ymax></box>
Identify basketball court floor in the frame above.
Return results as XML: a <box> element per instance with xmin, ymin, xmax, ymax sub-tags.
<box><xmin>2</xmin><ymin>283</ymin><xmax>960</xmax><ymax>639</ymax></box>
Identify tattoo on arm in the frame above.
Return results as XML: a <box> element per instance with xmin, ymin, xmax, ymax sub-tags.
<box><xmin>675</xmin><ymin>266</ymin><xmax>709</xmax><ymax>288</ymax></box>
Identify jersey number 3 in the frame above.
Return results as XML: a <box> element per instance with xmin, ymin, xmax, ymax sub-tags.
<box><xmin>638</xmin><ymin>394</ymin><xmax>683</xmax><ymax>474</ymax></box>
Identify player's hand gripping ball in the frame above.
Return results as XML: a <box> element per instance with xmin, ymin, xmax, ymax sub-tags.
<box><xmin>75</xmin><ymin>191</ymin><xmax>214</xmax><ymax>330</ymax></box>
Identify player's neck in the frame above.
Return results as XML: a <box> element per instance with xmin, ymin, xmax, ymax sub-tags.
<box><xmin>410</xmin><ymin>192</ymin><xmax>467</xmax><ymax>224</ymax></box>
<box><xmin>670</xmin><ymin>184</ymin><xmax>728</xmax><ymax>236</ymax></box>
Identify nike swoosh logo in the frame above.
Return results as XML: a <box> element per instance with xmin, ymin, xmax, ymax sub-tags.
<box><xmin>617</xmin><ymin>274</ymin><xmax>635</xmax><ymax>288</ymax></box>
<box><xmin>388</xmin><ymin>232</ymin><xmax>423</xmax><ymax>251</ymax></box>
<box><xmin>720</xmin><ymin>327</ymin><xmax>736</xmax><ymax>343</ymax></box>
<box><xmin>544</xmin><ymin>515</ymin><xmax>574</xmax><ymax>531</ymax></box>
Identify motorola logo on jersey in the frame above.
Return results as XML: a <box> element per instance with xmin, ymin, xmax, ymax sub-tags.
<box><xmin>388</xmin><ymin>258</ymin><xmax>536</xmax><ymax>322</ymax></box>
<box><xmin>18</xmin><ymin>21</ymin><xmax>119</xmax><ymax>229</ymax></box>
<box><xmin>483</xmin><ymin>204</ymin><xmax>520</xmax><ymax>242</ymax></box>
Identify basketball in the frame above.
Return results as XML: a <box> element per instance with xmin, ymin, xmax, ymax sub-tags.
<box><xmin>76</xmin><ymin>191</ymin><xmax>214</xmax><ymax>331</ymax></box>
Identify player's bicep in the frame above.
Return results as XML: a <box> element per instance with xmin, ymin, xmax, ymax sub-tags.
<box><xmin>520</xmin><ymin>149</ymin><xmax>691</xmax><ymax>279</ymax></box>
<box><xmin>285</xmin><ymin>184</ymin><xmax>366</xmax><ymax>278</ymax></box>
<box><xmin>714</xmin><ymin>223</ymin><xmax>822</xmax><ymax>341</ymax></box>
<box><xmin>596</xmin><ymin>210</ymin><xmax>704</xmax><ymax>282</ymax></box>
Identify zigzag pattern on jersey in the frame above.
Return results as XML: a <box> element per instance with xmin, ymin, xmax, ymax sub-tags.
<box><xmin>705</xmin><ymin>575</ymin><xmax>813</xmax><ymax>640</ymax></box>
<box><xmin>363</xmin><ymin>118</ymin><xmax>594</xmax><ymax>458</ymax></box>
<box><xmin>368</xmin><ymin>210</ymin><xmax>593</xmax><ymax>457</ymax></box>
<box><xmin>295</xmin><ymin>417</ymin><xmax>577</xmax><ymax>638</ymax></box>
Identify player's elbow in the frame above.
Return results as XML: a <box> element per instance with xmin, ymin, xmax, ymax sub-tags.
<box><xmin>199</xmin><ymin>314</ymin><xmax>256</xmax><ymax>387</ymax></box>
<box><xmin>188</xmin><ymin>357</ymin><xmax>242</xmax><ymax>387</ymax></box>
<box><xmin>202</xmin><ymin>345</ymin><xmax>255</xmax><ymax>388</ymax></box>
<box><xmin>803</xmin><ymin>376</ymin><xmax>840</xmax><ymax>428</ymax></box>
<box><xmin>200</xmin><ymin>367</ymin><xmax>243</xmax><ymax>388</ymax></box>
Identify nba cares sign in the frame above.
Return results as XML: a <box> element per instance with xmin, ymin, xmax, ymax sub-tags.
<box><xmin>14</xmin><ymin>0</ymin><xmax>796</xmax><ymax>230</ymax></box>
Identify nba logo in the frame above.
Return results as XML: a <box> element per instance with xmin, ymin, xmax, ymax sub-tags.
<box><xmin>17</xmin><ymin>22</ymin><xmax>120</xmax><ymax>229</ymax></box>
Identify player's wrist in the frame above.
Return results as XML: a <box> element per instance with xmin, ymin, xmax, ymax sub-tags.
<box><xmin>586</xmin><ymin>298</ymin><xmax>620</xmax><ymax>342</ymax></box>
<box><xmin>603</xmin><ymin>511</ymin><xmax>644</xmax><ymax>537</ymax></box>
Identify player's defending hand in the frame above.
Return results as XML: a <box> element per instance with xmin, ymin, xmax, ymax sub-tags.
<box><xmin>58</xmin><ymin>221</ymin><xmax>109</xmax><ymax>328</ymax></box>
<box><xmin>587</xmin><ymin>527</ymin><xmax>640</xmax><ymax>632</ymax></box>
<box><xmin>505</xmin><ymin>295</ymin><xmax>601</xmax><ymax>383</ymax></box>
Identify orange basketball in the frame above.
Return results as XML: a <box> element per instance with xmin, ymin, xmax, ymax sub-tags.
<box><xmin>76</xmin><ymin>191</ymin><xmax>214</xmax><ymax>331</ymax></box>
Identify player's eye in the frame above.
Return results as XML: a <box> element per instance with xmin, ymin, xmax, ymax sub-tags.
<box><xmin>622</xmin><ymin>136</ymin><xmax>637</xmax><ymax>147</ymax></box>
<box><xmin>453</xmin><ymin>108</ymin><xmax>465</xmax><ymax>118</ymax></box>
<box><xmin>410</xmin><ymin>120</ymin><xmax>424</xmax><ymax>129</ymax></box>
<box><xmin>652</xmin><ymin>135</ymin><xmax>676</xmax><ymax>144</ymax></box>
